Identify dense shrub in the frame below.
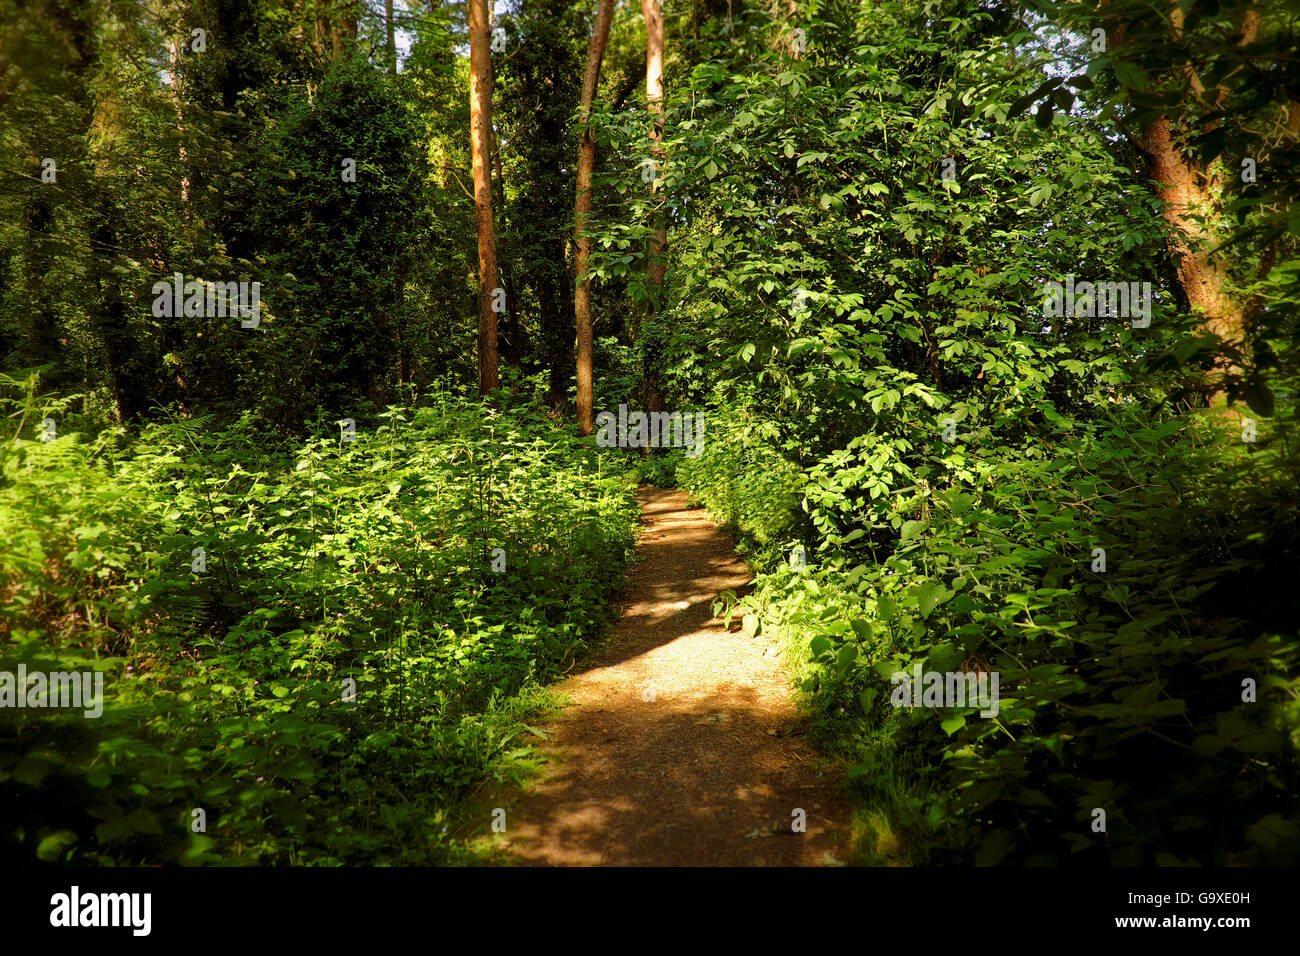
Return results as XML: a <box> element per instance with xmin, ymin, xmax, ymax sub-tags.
<box><xmin>689</xmin><ymin>392</ymin><xmax>1300</xmax><ymax>865</ymax></box>
<box><xmin>0</xmin><ymin>384</ymin><xmax>639</xmax><ymax>865</ymax></box>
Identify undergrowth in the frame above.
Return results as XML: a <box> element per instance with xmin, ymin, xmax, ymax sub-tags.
<box><xmin>688</xmin><ymin>393</ymin><xmax>1300</xmax><ymax>866</ymax></box>
<box><xmin>0</xmin><ymin>381</ymin><xmax>640</xmax><ymax>865</ymax></box>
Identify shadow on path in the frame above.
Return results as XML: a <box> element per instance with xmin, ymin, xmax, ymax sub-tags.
<box><xmin>486</xmin><ymin>487</ymin><xmax>853</xmax><ymax>866</ymax></box>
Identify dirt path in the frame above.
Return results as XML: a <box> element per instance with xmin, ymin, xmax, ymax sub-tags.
<box><xmin>492</xmin><ymin>487</ymin><xmax>852</xmax><ymax>865</ymax></box>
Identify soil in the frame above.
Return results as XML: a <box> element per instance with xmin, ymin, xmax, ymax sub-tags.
<box><xmin>486</xmin><ymin>486</ymin><xmax>853</xmax><ymax>865</ymax></box>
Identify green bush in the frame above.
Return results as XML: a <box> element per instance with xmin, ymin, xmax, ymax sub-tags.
<box><xmin>676</xmin><ymin>401</ymin><xmax>803</xmax><ymax>553</ymax></box>
<box><xmin>695</xmin><ymin>395</ymin><xmax>1300</xmax><ymax>865</ymax></box>
<box><xmin>1</xmin><ymin>387</ymin><xmax>639</xmax><ymax>864</ymax></box>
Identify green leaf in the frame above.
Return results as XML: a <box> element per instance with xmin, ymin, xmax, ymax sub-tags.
<box><xmin>37</xmin><ymin>830</ymin><xmax>78</xmax><ymax>862</ymax></box>
<box><xmin>86</xmin><ymin>763</ymin><xmax>113</xmax><ymax>788</ymax></box>
<box><xmin>1114</xmin><ymin>61</ymin><xmax>1151</xmax><ymax>91</ymax></box>
<box><xmin>914</xmin><ymin>580</ymin><xmax>954</xmax><ymax>618</ymax></box>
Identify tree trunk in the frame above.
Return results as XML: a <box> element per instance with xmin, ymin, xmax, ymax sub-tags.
<box><xmin>331</xmin><ymin>2</ymin><xmax>358</xmax><ymax>59</ymax></box>
<box><xmin>491</xmin><ymin>139</ymin><xmax>521</xmax><ymax>369</ymax></box>
<box><xmin>314</xmin><ymin>13</ymin><xmax>329</xmax><ymax>59</ymax></box>
<box><xmin>574</xmin><ymin>0</ymin><xmax>616</xmax><ymax>435</ymax></box>
<box><xmin>1137</xmin><ymin>116</ymin><xmax>1243</xmax><ymax>403</ymax></box>
<box><xmin>640</xmin><ymin>0</ymin><xmax>667</xmax><ymax>423</ymax></box>
<box><xmin>468</xmin><ymin>0</ymin><xmax>500</xmax><ymax>395</ymax></box>
<box><xmin>385</xmin><ymin>0</ymin><xmax>396</xmax><ymax>73</ymax></box>
<box><xmin>1125</xmin><ymin>2</ymin><xmax>1260</xmax><ymax>406</ymax></box>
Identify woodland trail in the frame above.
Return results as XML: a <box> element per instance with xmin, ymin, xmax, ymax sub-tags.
<box><xmin>490</xmin><ymin>486</ymin><xmax>852</xmax><ymax>866</ymax></box>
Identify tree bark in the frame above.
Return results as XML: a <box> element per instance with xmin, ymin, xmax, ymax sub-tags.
<box><xmin>574</xmin><ymin>0</ymin><xmax>616</xmax><ymax>435</ymax></box>
<box><xmin>386</xmin><ymin>0</ymin><xmax>396</xmax><ymax>73</ymax></box>
<box><xmin>640</xmin><ymin>0</ymin><xmax>667</xmax><ymax>423</ymax></box>
<box><xmin>331</xmin><ymin>2</ymin><xmax>358</xmax><ymax>59</ymax></box>
<box><xmin>1138</xmin><ymin>116</ymin><xmax>1243</xmax><ymax>403</ymax></box>
<box><xmin>491</xmin><ymin>138</ymin><xmax>521</xmax><ymax>369</ymax></box>
<box><xmin>1127</xmin><ymin>2</ymin><xmax>1260</xmax><ymax>405</ymax></box>
<box><xmin>468</xmin><ymin>0</ymin><xmax>500</xmax><ymax>395</ymax></box>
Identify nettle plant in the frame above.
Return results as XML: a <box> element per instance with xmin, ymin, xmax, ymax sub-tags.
<box><xmin>1</xmin><ymin>386</ymin><xmax>639</xmax><ymax>865</ymax></box>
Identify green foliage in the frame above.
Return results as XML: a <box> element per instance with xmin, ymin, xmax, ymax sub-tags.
<box><xmin>3</xmin><ymin>0</ymin><xmax>1297</xmax><ymax>871</ymax></box>
<box><xmin>666</xmin><ymin>0</ymin><xmax>1300</xmax><ymax>865</ymax></box>
<box><xmin>677</xmin><ymin>397</ymin><xmax>803</xmax><ymax>553</ymax></box>
<box><xmin>1</xmin><ymin>389</ymin><xmax>639</xmax><ymax>864</ymax></box>
<box><xmin>718</xmin><ymin>397</ymin><xmax>1300</xmax><ymax>865</ymax></box>
<box><xmin>0</xmin><ymin>1</ymin><xmax>477</xmax><ymax>423</ymax></box>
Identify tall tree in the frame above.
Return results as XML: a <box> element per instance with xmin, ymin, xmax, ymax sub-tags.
<box><xmin>468</xmin><ymin>0</ymin><xmax>500</xmax><ymax>395</ymax></box>
<box><xmin>640</xmin><ymin>0</ymin><xmax>666</xmax><ymax>418</ymax></box>
<box><xmin>386</xmin><ymin>0</ymin><xmax>397</xmax><ymax>73</ymax></box>
<box><xmin>1126</xmin><ymin>2</ymin><xmax>1256</xmax><ymax>405</ymax></box>
<box><xmin>494</xmin><ymin>0</ymin><xmax>585</xmax><ymax>409</ymax></box>
<box><xmin>573</xmin><ymin>0</ymin><xmax>616</xmax><ymax>435</ymax></box>
<box><xmin>332</xmin><ymin>0</ymin><xmax>360</xmax><ymax>59</ymax></box>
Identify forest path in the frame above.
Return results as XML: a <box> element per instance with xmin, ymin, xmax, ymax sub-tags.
<box><xmin>487</xmin><ymin>486</ymin><xmax>852</xmax><ymax>865</ymax></box>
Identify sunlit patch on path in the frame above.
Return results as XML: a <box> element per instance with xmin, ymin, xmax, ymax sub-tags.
<box><xmin>493</xmin><ymin>487</ymin><xmax>851</xmax><ymax>866</ymax></box>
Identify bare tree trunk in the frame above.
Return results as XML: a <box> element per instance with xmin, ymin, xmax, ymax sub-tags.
<box><xmin>386</xmin><ymin>0</ymin><xmax>396</xmax><ymax>73</ymax></box>
<box><xmin>640</xmin><ymin>0</ymin><xmax>667</xmax><ymax>423</ymax></box>
<box><xmin>468</xmin><ymin>0</ymin><xmax>499</xmax><ymax>395</ymax></box>
<box><xmin>574</xmin><ymin>0</ymin><xmax>616</xmax><ymax>435</ymax></box>
<box><xmin>491</xmin><ymin>140</ymin><xmax>521</xmax><ymax>370</ymax></box>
